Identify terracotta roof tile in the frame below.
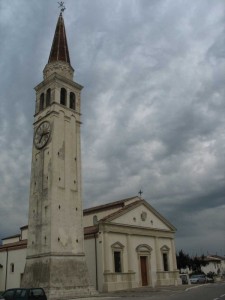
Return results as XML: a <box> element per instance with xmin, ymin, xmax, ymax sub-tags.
<box><xmin>84</xmin><ymin>225</ymin><xmax>99</xmax><ymax>235</ymax></box>
<box><xmin>0</xmin><ymin>239</ymin><xmax>27</xmax><ymax>252</ymax></box>
<box><xmin>83</xmin><ymin>196</ymin><xmax>139</xmax><ymax>215</ymax></box>
<box><xmin>99</xmin><ymin>200</ymin><xmax>141</xmax><ymax>222</ymax></box>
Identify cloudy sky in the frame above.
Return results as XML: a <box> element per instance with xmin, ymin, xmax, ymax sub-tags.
<box><xmin>0</xmin><ymin>0</ymin><xmax>224</xmax><ymax>256</ymax></box>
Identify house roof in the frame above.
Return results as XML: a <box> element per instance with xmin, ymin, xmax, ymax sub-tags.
<box><xmin>210</xmin><ymin>255</ymin><xmax>225</xmax><ymax>260</ymax></box>
<box><xmin>204</xmin><ymin>255</ymin><xmax>225</xmax><ymax>262</ymax></box>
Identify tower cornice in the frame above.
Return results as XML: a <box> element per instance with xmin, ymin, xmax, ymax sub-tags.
<box><xmin>35</xmin><ymin>73</ymin><xmax>83</xmax><ymax>92</ymax></box>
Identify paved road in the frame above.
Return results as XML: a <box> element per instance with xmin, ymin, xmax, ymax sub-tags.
<box><xmin>76</xmin><ymin>282</ymin><xmax>225</xmax><ymax>300</ymax></box>
<box><xmin>153</xmin><ymin>282</ymin><xmax>225</xmax><ymax>300</ymax></box>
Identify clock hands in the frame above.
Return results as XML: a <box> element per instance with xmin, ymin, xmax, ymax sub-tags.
<box><xmin>38</xmin><ymin>131</ymin><xmax>49</xmax><ymax>144</ymax></box>
<box><xmin>34</xmin><ymin>121</ymin><xmax>51</xmax><ymax>149</ymax></box>
<box><xmin>39</xmin><ymin>131</ymin><xmax>50</xmax><ymax>144</ymax></box>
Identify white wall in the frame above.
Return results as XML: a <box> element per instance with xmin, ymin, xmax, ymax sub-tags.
<box><xmin>2</xmin><ymin>237</ymin><xmax>20</xmax><ymax>245</ymax></box>
<box><xmin>202</xmin><ymin>261</ymin><xmax>222</xmax><ymax>275</ymax></box>
<box><xmin>0</xmin><ymin>248</ymin><xmax>26</xmax><ymax>291</ymax></box>
<box><xmin>84</xmin><ymin>238</ymin><xmax>96</xmax><ymax>287</ymax></box>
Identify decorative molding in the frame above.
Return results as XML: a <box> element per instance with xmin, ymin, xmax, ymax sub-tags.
<box><xmin>160</xmin><ymin>245</ymin><xmax>170</xmax><ymax>252</ymax></box>
<box><xmin>141</xmin><ymin>211</ymin><xmax>147</xmax><ymax>221</ymax></box>
<box><xmin>111</xmin><ymin>241</ymin><xmax>124</xmax><ymax>249</ymax></box>
<box><xmin>136</xmin><ymin>244</ymin><xmax>152</xmax><ymax>253</ymax></box>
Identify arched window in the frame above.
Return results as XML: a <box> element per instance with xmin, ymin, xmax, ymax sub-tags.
<box><xmin>69</xmin><ymin>92</ymin><xmax>76</xmax><ymax>110</ymax></box>
<box><xmin>40</xmin><ymin>93</ymin><xmax>45</xmax><ymax>111</ymax></box>
<box><xmin>46</xmin><ymin>88</ymin><xmax>51</xmax><ymax>107</ymax></box>
<box><xmin>60</xmin><ymin>88</ymin><xmax>67</xmax><ymax>106</ymax></box>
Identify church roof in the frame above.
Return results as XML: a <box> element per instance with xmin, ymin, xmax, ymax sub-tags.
<box><xmin>83</xmin><ymin>196</ymin><xmax>140</xmax><ymax>215</ymax></box>
<box><xmin>48</xmin><ymin>13</ymin><xmax>71</xmax><ymax>64</ymax></box>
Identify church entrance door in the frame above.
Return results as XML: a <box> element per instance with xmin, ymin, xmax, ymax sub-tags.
<box><xmin>140</xmin><ymin>256</ymin><xmax>148</xmax><ymax>286</ymax></box>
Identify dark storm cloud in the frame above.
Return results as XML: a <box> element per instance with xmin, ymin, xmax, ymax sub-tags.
<box><xmin>0</xmin><ymin>0</ymin><xmax>224</xmax><ymax>255</ymax></box>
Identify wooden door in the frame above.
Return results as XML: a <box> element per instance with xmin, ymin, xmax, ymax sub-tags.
<box><xmin>140</xmin><ymin>256</ymin><xmax>148</xmax><ymax>286</ymax></box>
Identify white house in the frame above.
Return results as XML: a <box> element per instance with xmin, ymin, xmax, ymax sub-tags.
<box><xmin>0</xmin><ymin>196</ymin><xmax>181</xmax><ymax>292</ymax></box>
<box><xmin>201</xmin><ymin>255</ymin><xmax>225</xmax><ymax>276</ymax></box>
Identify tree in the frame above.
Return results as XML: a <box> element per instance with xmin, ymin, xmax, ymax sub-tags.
<box><xmin>176</xmin><ymin>250</ymin><xmax>192</xmax><ymax>270</ymax></box>
<box><xmin>176</xmin><ymin>250</ymin><xmax>209</xmax><ymax>273</ymax></box>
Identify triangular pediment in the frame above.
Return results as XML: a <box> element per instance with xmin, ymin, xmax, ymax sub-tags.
<box><xmin>161</xmin><ymin>245</ymin><xmax>170</xmax><ymax>252</ymax></box>
<box><xmin>111</xmin><ymin>242</ymin><xmax>124</xmax><ymax>249</ymax></box>
<box><xmin>101</xmin><ymin>200</ymin><xmax>176</xmax><ymax>232</ymax></box>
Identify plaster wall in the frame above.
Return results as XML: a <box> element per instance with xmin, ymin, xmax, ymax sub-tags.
<box><xmin>0</xmin><ymin>225</ymin><xmax>178</xmax><ymax>292</ymax></box>
<box><xmin>2</xmin><ymin>237</ymin><xmax>20</xmax><ymax>245</ymax></box>
<box><xmin>100</xmin><ymin>221</ymin><xmax>178</xmax><ymax>292</ymax></box>
<box><xmin>202</xmin><ymin>261</ymin><xmax>223</xmax><ymax>275</ymax></box>
<box><xmin>84</xmin><ymin>238</ymin><xmax>96</xmax><ymax>287</ymax></box>
<box><xmin>104</xmin><ymin>231</ymin><xmax>161</xmax><ymax>287</ymax></box>
<box><xmin>0</xmin><ymin>248</ymin><xmax>26</xmax><ymax>291</ymax></box>
<box><xmin>21</xmin><ymin>229</ymin><xmax>28</xmax><ymax>241</ymax></box>
<box><xmin>0</xmin><ymin>252</ymin><xmax>7</xmax><ymax>291</ymax></box>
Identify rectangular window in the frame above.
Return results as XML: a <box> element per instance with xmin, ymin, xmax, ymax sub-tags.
<box><xmin>10</xmin><ymin>263</ymin><xmax>15</xmax><ymax>273</ymax></box>
<box><xmin>114</xmin><ymin>251</ymin><xmax>122</xmax><ymax>273</ymax></box>
<box><xmin>163</xmin><ymin>253</ymin><xmax>169</xmax><ymax>271</ymax></box>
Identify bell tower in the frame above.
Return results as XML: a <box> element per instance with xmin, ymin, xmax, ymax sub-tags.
<box><xmin>21</xmin><ymin>11</ymin><xmax>95</xmax><ymax>300</ymax></box>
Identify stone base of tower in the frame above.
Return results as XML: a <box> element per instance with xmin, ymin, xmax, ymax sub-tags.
<box><xmin>21</xmin><ymin>254</ymin><xmax>97</xmax><ymax>300</ymax></box>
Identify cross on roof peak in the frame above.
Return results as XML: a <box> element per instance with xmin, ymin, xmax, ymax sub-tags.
<box><xmin>138</xmin><ymin>189</ymin><xmax>143</xmax><ymax>197</ymax></box>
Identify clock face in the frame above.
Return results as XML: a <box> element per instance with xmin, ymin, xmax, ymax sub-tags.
<box><xmin>34</xmin><ymin>121</ymin><xmax>51</xmax><ymax>149</ymax></box>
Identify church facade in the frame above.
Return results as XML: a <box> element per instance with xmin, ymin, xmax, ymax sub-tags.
<box><xmin>0</xmin><ymin>196</ymin><xmax>181</xmax><ymax>292</ymax></box>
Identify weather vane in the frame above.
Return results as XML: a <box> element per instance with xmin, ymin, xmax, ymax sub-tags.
<box><xmin>58</xmin><ymin>1</ymin><xmax>66</xmax><ymax>13</ymax></box>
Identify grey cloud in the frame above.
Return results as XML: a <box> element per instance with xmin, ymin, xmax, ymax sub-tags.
<box><xmin>0</xmin><ymin>0</ymin><xmax>224</xmax><ymax>255</ymax></box>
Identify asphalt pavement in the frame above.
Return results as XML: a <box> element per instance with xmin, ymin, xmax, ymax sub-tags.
<box><xmin>98</xmin><ymin>284</ymin><xmax>193</xmax><ymax>297</ymax></box>
<box><xmin>73</xmin><ymin>280</ymin><xmax>225</xmax><ymax>300</ymax></box>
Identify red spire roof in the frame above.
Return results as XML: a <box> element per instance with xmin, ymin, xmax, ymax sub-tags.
<box><xmin>48</xmin><ymin>13</ymin><xmax>71</xmax><ymax>64</ymax></box>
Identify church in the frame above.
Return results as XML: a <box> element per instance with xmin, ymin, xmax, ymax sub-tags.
<box><xmin>0</xmin><ymin>196</ymin><xmax>180</xmax><ymax>292</ymax></box>
<box><xmin>0</xmin><ymin>8</ymin><xmax>181</xmax><ymax>297</ymax></box>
